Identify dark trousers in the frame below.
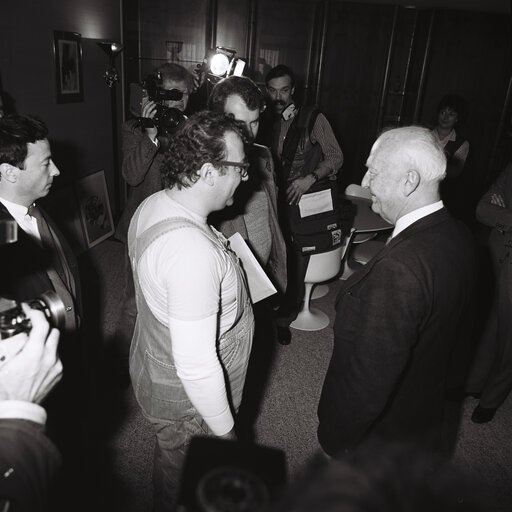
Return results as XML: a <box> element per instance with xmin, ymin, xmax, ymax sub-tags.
<box><xmin>275</xmin><ymin>244</ymin><xmax>310</xmax><ymax>328</ymax></box>
<box><xmin>468</xmin><ymin>258</ymin><xmax>512</xmax><ymax>408</ymax></box>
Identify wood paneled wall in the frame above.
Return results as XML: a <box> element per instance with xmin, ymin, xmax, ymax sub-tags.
<box><xmin>123</xmin><ymin>0</ymin><xmax>511</xmax><ymax>200</ymax></box>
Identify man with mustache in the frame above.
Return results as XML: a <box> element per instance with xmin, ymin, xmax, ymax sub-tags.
<box><xmin>264</xmin><ymin>65</ymin><xmax>344</xmax><ymax>345</ymax></box>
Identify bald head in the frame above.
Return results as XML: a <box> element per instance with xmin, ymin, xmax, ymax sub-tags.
<box><xmin>361</xmin><ymin>126</ymin><xmax>446</xmax><ymax>224</ymax></box>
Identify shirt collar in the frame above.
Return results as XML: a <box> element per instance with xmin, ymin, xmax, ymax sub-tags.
<box><xmin>434</xmin><ymin>128</ymin><xmax>456</xmax><ymax>146</ymax></box>
<box><xmin>391</xmin><ymin>200</ymin><xmax>444</xmax><ymax>239</ymax></box>
<box><xmin>0</xmin><ymin>196</ymin><xmax>31</xmax><ymax>221</ymax></box>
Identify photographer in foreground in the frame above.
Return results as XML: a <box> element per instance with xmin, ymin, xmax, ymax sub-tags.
<box><xmin>113</xmin><ymin>63</ymin><xmax>194</xmax><ymax>382</ymax></box>
<box><xmin>0</xmin><ymin>304</ymin><xmax>63</xmax><ymax>512</ymax></box>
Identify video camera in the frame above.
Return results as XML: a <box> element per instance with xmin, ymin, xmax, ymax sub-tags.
<box><xmin>129</xmin><ymin>72</ymin><xmax>186</xmax><ymax>136</ymax></box>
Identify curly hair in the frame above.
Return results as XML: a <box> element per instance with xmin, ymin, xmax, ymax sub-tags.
<box><xmin>156</xmin><ymin>63</ymin><xmax>194</xmax><ymax>93</ymax></box>
<box><xmin>208</xmin><ymin>75</ymin><xmax>265</xmax><ymax>113</ymax></box>
<box><xmin>161</xmin><ymin>110</ymin><xmax>247</xmax><ymax>190</ymax></box>
<box><xmin>0</xmin><ymin>115</ymin><xmax>48</xmax><ymax>168</ymax></box>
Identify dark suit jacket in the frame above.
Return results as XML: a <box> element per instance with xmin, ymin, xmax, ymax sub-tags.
<box><xmin>0</xmin><ymin>202</ymin><xmax>82</xmax><ymax>319</ymax></box>
<box><xmin>317</xmin><ymin>207</ymin><xmax>476</xmax><ymax>456</ymax></box>
<box><xmin>115</xmin><ymin>119</ymin><xmax>164</xmax><ymax>243</ymax></box>
<box><xmin>0</xmin><ymin>419</ymin><xmax>61</xmax><ymax>512</ymax></box>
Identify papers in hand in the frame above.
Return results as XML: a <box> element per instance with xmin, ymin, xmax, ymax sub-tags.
<box><xmin>228</xmin><ymin>232</ymin><xmax>277</xmax><ymax>304</ymax></box>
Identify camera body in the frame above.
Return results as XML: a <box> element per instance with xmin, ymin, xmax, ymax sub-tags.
<box><xmin>129</xmin><ymin>72</ymin><xmax>186</xmax><ymax>136</ymax></box>
<box><xmin>0</xmin><ymin>291</ymin><xmax>65</xmax><ymax>368</ymax></box>
<box><xmin>0</xmin><ymin>291</ymin><xmax>65</xmax><ymax>340</ymax></box>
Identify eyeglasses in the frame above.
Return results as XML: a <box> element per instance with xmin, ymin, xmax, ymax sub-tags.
<box><xmin>212</xmin><ymin>160</ymin><xmax>250</xmax><ymax>178</ymax></box>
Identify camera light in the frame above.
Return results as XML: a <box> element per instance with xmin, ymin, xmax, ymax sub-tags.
<box><xmin>203</xmin><ymin>47</ymin><xmax>245</xmax><ymax>84</ymax></box>
<box><xmin>209</xmin><ymin>53</ymin><xmax>231</xmax><ymax>77</ymax></box>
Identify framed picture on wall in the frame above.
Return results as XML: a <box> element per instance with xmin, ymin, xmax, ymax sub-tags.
<box><xmin>76</xmin><ymin>170</ymin><xmax>114</xmax><ymax>249</ymax></box>
<box><xmin>53</xmin><ymin>30</ymin><xmax>84</xmax><ymax>103</ymax></box>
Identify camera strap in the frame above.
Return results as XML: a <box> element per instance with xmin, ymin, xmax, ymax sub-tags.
<box><xmin>29</xmin><ymin>205</ymin><xmax>77</xmax><ymax>331</ymax></box>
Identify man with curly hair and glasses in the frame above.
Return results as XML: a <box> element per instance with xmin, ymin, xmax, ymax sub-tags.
<box><xmin>127</xmin><ymin>110</ymin><xmax>254</xmax><ymax>511</ymax></box>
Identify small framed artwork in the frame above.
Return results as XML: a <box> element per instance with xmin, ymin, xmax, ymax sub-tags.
<box><xmin>53</xmin><ymin>30</ymin><xmax>84</xmax><ymax>103</ymax></box>
<box><xmin>76</xmin><ymin>170</ymin><xmax>114</xmax><ymax>249</ymax></box>
<box><xmin>166</xmin><ymin>40</ymin><xmax>183</xmax><ymax>63</ymax></box>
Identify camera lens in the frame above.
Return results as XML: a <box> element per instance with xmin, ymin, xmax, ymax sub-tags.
<box><xmin>154</xmin><ymin>107</ymin><xmax>186</xmax><ymax>136</ymax></box>
<box><xmin>196</xmin><ymin>466</ymin><xmax>269</xmax><ymax>512</ymax></box>
<box><xmin>0</xmin><ymin>291</ymin><xmax>67</xmax><ymax>339</ymax></box>
<box><xmin>27</xmin><ymin>291</ymin><xmax>67</xmax><ymax>331</ymax></box>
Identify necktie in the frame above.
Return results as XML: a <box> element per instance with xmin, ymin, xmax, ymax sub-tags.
<box><xmin>28</xmin><ymin>204</ymin><xmax>76</xmax><ymax>331</ymax></box>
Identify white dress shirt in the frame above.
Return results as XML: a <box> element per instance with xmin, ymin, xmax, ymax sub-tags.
<box><xmin>391</xmin><ymin>200</ymin><xmax>444</xmax><ymax>240</ymax></box>
<box><xmin>0</xmin><ymin>196</ymin><xmax>41</xmax><ymax>242</ymax></box>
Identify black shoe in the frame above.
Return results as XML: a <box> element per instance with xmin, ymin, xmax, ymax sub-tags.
<box><xmin>471</xmin><ymin>405</ymin><xmax>497</xmax><ymax>424</ymax></box>
<box><xmin>277</xmin><ymin>326</ymin><xmax>291</xmax><ymax>345</ymax></box>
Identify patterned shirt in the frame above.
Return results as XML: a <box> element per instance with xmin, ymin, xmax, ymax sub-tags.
<box><xmin>275</xmin><ymin>107</ymin><xmax>343</xmax><ymax>181</ymax></box>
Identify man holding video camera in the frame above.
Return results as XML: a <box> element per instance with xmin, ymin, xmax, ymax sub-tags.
<box><xmin>113</xmin><ymin>63</ymin><xmax>194</xmax><ymax>380</ymax></box>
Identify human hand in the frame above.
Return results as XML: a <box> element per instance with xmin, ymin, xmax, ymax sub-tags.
<box><xmin>286</xmin><ymin>175</ymin><xmax>316</xmax><ymax>205</ymax></box>
<box><xmin>0</xmin><ymin>304</ymin><xmax>62</xmax><ymax>404</ymax></box>
<box><xmin>142</xmin><ymin>100</ymin><xmax>159</xmax><ymax>141</ymax></box>
<box><xmin>490</xmin><ymin>193</ymin><xmax>506</xmax><ymax>208</ymax></box>
<box><xmin>141</xmin><ymin>99</ymin><xmax>158</xmax><ymax>119</ymax></box>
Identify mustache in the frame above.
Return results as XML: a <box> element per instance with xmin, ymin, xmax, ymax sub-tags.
<box><xmin>272</xmin><ymin>99</ymin><xmax>286</xmax><ymax>106</ymax></box>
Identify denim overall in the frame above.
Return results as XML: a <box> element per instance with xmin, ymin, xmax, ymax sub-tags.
<box><xmin>127</xmin><ymin>213</ymin><xmax>254</xmax><ymax>511</ymax></box>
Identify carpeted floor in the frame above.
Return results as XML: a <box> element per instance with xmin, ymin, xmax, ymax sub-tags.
<box><xmin>81</xmin><ymin>238</ymin><xmax>512</xmax><ymax>511</ymax></box>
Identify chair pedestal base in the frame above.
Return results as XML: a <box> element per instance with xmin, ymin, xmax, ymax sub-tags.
<box><xmin>311</xmin><ymin>283</ymin><xmax>329</xmax><ymax>300</ymax></box>
<box><xmin>290</xmin><ymin>307</ymin><xmax>330</xmax><ymax>331</ymax></box>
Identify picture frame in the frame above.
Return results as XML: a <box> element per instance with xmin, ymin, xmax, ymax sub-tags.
<box><xmin>76</xmin><ymin>170</ymin><xmax>114</xmax><ymax>249</ymax></box>
<box><xmin>39</xmin><ymin>185</ymin><xmax>86</xmax><ymax>254</ymax></box>
<box><xmin>53</xmin><ymin>30</ymin><xmax>84</xmax><ymax>103</ymax></box>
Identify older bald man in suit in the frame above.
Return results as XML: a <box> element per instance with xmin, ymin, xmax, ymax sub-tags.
<box><xmin>318</xmin><ymin>126</ymin><xmax>476</xmax><ymax>456</ymax></box>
